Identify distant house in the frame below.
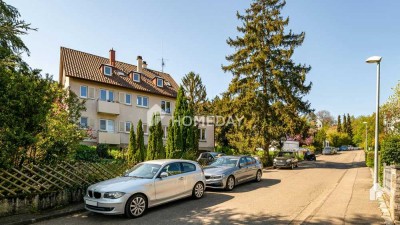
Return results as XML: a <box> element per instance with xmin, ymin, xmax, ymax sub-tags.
<box><xmin>59</xmin><ymin>47</ymin><xmax>214</xmax><ymax>151</ymax></box>
<box><xmin>316</xmin><ymin>119</ymin><xmax>323</xmax><ymax>130</ymax></box>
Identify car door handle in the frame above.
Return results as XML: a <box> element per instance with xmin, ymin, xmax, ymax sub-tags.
<box><xmin>178</xmin><ymin>177</ymin><xmax>184</xmax><ymax>180</ymax></box>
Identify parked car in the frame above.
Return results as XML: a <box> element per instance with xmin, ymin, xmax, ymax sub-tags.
<box><xmin>273</xmin><ymin>151</ymin><xmax>299</xmax><ymax>169</ymax></box>
<box><xmin>203</xmin><ymin>156</ymin><xmax>263</xmax><ymax>191</ymax></box>
<box><xmin>348</xmin><ymin>145</ymin><xmax>354</xmax><ymax>150</ymax></box>
<box><xmin>322</xmin><ymin>147</ymin><xmax>337</xmax><ymax>155</ymax></box>
<box><xmin>197</xmin><ymin>152</ymin><xmax>225</xmax><ymax>165</ymax></box>
<box><xmin>304</xmin><ymin>150</ymin><xmax>316</xmax><ymax>161</ymax></box>
<box><xmin>84</xmin><ymin>159</ymin><xmax>205</xmax><ymax>218</ymax></box>
<box><xmin>339</xmin><ymin>145</ymin><xmax>348</xmax><ymax>151</ymax></box>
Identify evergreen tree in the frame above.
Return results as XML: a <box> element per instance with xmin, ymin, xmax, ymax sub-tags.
<box><xmin>221</xmin><ymin>0</ymin><xmax>312</xmax><ymax>159</ymax></box>
<box><xmin>165</xmin><ymin>119</ymin><xmax>175</xmax><ymax>158</ymax></box>
<box><xmin>182</xmin><ymin>71</ymin><xmax>207</xmax><ymax>115</ymax></box>
<box><xmin>127</xmin><ymin>124</ymin><xmax>137</xmax><ymax>163</ymax></box>
<box><xmin>346</xmin><ymin>113</ymin><xmax>353</xmax><ymax>141</ymax></box>
<box><xmin>168</xmin><ymin>86</ymin><xmax>198</xmax><ymax>158</ymax></box>
<box><xmin>343</xmin><ymin>114</ymin><xmax>347</xmax><ymax>134</ymax></box>
<box><xmin>135</xmin><ymin>119</ymin><xmax>145</xmax><ymax>162</ymax></box>
<box><xmin>146</xmin><ymin>113</ymin><xmax>164</xmax><ymax>160</ymax></box>
<box><xmin>337</xmin><ymin>115</ymin><xmax>342</xmax><ymax>133</ymax></box>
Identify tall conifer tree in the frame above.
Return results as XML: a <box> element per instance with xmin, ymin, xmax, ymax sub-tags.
<box><xmin>135</xmin><ymin>119</ymin><xmax>145</xmax><ymax>162</ymax></box>
<box><xmin>343</xmin><ymin>114</ymin><xmax>347</xmax><ymax>134</ymax></box>
<box><xmin>337</xmin><ymin>115</ymin><xmax>342</xmax><ymax>133</ymax></box>
<box><xmin>127</xmin><ymin>124</ymin><xmax>137</xmax><ymax>163</ymax></box>
<box><xmin>222</xmin><ymin>0</ymin><xmax>312</xmax><ymax>159</ymax></box>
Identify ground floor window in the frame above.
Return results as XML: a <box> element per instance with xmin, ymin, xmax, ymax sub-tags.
<box><xmin>100</xmin><ymin>119</ymin><xmax>114</xmax><ymax>132</ymax></box>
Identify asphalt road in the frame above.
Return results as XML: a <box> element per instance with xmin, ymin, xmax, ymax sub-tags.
<box><xmin>35</xmin><ymin>150</ymin><xmax>383</xmax><ymax>225</ymax></box>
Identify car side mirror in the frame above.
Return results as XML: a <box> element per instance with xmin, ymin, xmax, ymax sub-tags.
<box><xmin>160</xmin><ymin>172</ymin><xmax>168</xmax><ymax>178</ymax></box>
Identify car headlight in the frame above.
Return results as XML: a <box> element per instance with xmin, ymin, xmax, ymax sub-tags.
<box><xmin>210</xmin><ymin>175</ymin><xmax>224</xmax><ymax>179</ymax></box>
<box><xmin>286</xmin><ymin>159</ymin><xmax>291</xmax><ymax>163</ymax></box>
<box><xmin>104</xmin><ymin>192</ymin><xmax>125</xmax><ymax>199</ymax></box>
<box><xmin>273</xmin><ymin>159</ymin><xmax>277</xmax><ymax>162</ymax></box>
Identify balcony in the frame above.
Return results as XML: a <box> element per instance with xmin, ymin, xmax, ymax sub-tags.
<box><xmin>98</xmin><ymin>132</ymin><xmax>120</xmax><ymax>145</ymax></box>
<box><xmin>97</xmin><ymin>100</ymin><xmax>120</xmax><ymax>115</ymax></box>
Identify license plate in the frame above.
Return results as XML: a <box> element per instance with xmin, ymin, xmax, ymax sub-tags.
<box><xmin>86</xmin><ymin>200</ymin><xmax>97</xmax><ymax>206</ymax></box>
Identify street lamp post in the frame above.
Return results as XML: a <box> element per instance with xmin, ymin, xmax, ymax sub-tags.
<box><xmin>366</xmin><ymin>56</ymin><xmax>382</xmax><ymax>200</ymax></box>
<box><xmin>363</xmin><ymin>122</ymin><xmax>368</xmax><ymax>151</ymax></box>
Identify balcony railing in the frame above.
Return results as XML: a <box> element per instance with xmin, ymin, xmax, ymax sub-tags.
<box><xmin>98</xmin><ymin>132</ymin><xmax>120</xmax><ymax>145</ymax></box>
<box><xmin>97</xmin><ymin>100</ymin><xmax>120</xmax><ymax>115</ymax></box>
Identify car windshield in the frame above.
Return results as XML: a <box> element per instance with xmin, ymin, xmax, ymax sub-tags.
<box><xmin>210</xmin><ymin>157</ymin><xmax>238</xmax><ymax>167</ymax></box>
<box><xmin>123</xmin><ymin>163</ymin><xmax>161</xmax><ymax>179</ymax></box>
<box><xmin>278</xmin><ymin>152</ymin><xmax>294</xmax><ymax>157</ymax></box>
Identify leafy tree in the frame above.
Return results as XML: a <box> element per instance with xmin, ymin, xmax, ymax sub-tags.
<box><xmin>127</xmin><ymin>124</ymin><xmax>137</xmax><ymax>163</ymax></box>
<box><xmin>182</xmin><ymin>71</ymin><xmax>207</xmax><ymax>115</ymax></box>
<box><xmin>135</xmin><ymin>119</ymin><xmax>145</xmax><ymax>162</ymax></box>
<box><xmin>316</xmin><ymin>110</ymin><xmax>334</xmax><ymax>127</ymax></box>
<box><xmin>382</xmin><ymin>82</ymin><xmax>400</xmax><ymax>134</ymax></box>
<box><xmin>337</xmin><ymin>115</ymin><xmax>342</xmax><ymax>133</ymax></box>
<box><xmin>146</xmin><ymin>113</ymin><xmax>164</xmax><ymax>160</ymax></box>
<box><xmin>221</xmin><ymin>0</ymin><xmax>312</xmax><ymax>159</ymax></box>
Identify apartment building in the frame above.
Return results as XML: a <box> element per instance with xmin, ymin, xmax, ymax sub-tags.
<box><xmin>59</xmin><ymin>47</ymin><xmax>214</xmax><ymax>151</ymax></box>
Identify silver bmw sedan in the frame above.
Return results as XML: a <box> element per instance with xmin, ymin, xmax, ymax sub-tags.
<box><xmin>203</xmin><ymin>155</ymin><xmax>263</xmax><ymax>191</ymax></box>
<box><xmin>84</xmin><ymin>159</ymin><xmax>206</xmax><ymax>218</ymax></box>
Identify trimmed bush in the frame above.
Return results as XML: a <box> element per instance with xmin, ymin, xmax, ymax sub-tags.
<box><xmin>381</xmin><ymin>135</ymin><xmax>400</xmax><ymax>165</ymax></box>
<box><xmin>73</xmin><ymin>145</ymin><xmax>99</xmax><ymax>162</ymax></box>
<box><xmin>96</xmin><ymin>144</ymin><xmax>109</xmax><ymax>158</ymax></box>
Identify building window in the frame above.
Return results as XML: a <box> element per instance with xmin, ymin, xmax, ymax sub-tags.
<box><xmin>80</xmin><ymin>85</ymin><xmax>88</xmax><ymax>98</ymax></box>
<box><xmin>125</xmin><ymin>122</ymin><xmax>131</xmax><ymax>133</ymax></box>
<box><xmin>80</xmin><ymin>117</ymin><xmax>88</xmax><ymax>129</ymax></box>
<box><xmin>133</xmin><ymin>73</ymin><xmax>140</xmax><ymax>82</ymax></box>
<box><xmin>161</xmin><ymin>101</ymin><xmax>171</xmax><ymax>114</ymax></box>
<box><xmin>137</xmin><ymin>96</ymin><xmax>149</xmax><ymax>107</ymax></box>
<box><xmin>199</xmin><ymin>128</ymin><xmax>206</xmax><ymax>141</ymax></box>
<box><xmin>143</xmin><ymin>124</ymin><xmax>148</xmax><ymax>135</ymax></box>
<box><xmin>104</xmin><ymin>66</ymin><xmax>112</xmax><ymax>76</ymax></box>
<box><xmin>100</xmin><ymin>89</ymin><xmax>114</xmax><ymax>102</ymax></box>
<box><xmin>163</xmin><ymin>126</ymin><xmax>168</xmax><ymax>139</ymax></box>
<box><xmin>157</xmin><ymin>78</ymin><xmax>163</xmax><ymax>87</ymax></box>
<box><xmin>125</xmin><ymin>94</ymin><xmax>131</xmax><ymax>105</ymax></box>
<box><xmin>100</xmin><ymin>119</ymin><xmax>114</xmax><ymax>132</ymax></box>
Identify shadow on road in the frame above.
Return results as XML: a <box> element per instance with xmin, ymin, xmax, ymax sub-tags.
<box><xmin>207</xmin><ymin>178</ymin><xmax>281</xmax><ymax>194</ymax></box>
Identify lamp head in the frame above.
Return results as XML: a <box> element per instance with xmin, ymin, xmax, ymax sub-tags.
<box><xmin>365</xmin><ymin>56</ymin><xmax>382</xmax><ymax>64</ymax></box>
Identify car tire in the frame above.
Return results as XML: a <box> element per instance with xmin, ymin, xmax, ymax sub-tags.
<box><xmin>125</xmin><ymin>194</ymin><xmax>147</xmax><ymax>218</ymax></box>
<box><xmin>192</xmin><ymin>182</ymin><xmax>205</xmax><ymax>199</ymax></box>
<box><xmin>295</xmin><ymin>163</ymin><xmax>299</xmax><ymax>168</ymax></box>
<box><xmin>225</xmin><ymin>176</ymin><xmax>235</xmax><ymax>191</ymax></box>
<box><xmin>273</xmin><ymin>166</ymin><xmax>276</xmax><ymax>169</ymax></box>
<box><xmin>255</xmin><ymin>170</ymin><xmax>262</xmax><ymax>182</ymax></box>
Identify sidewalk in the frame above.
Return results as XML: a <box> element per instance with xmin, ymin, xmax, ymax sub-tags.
<box><xmin>305</xmin><ymin>151</ymin><xmax>385</xmax><ymax>224</ymax></box>
<box><xmin>0</xmin><ymin>203</ymin><xmax>85</xmax><ymax>225</ymax></box>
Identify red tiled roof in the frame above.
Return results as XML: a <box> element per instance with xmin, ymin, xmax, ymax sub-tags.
<box><xmin>60</xmin><ymin>47</ymin><xmax>178</xmax><ymax>98</ymax></box>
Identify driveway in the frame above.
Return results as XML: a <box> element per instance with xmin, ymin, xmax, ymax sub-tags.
<box><xmin>35</xmin><ymin>150</ymin><xmax>383</xmax><ymax>225</ymax></box>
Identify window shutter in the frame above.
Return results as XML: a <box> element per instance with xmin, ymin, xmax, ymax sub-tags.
<box><xmin>89</xmin><ymin>118</ymin><xmax>95</xmax><ymax>129</ymax></box>
<box><xmin>119</xmin><ymin>92</ymin><xmax>124</xmax><ymax>104</ymax></box>
<box><xmin>119</xmin><ymin>121</ymin><xmax>125</xmax><ymax>132</ymax></box>
<box><xmin>88</xmin><ymin>87</ymin><xmax>95</xmax><ymax>99</ymax></box>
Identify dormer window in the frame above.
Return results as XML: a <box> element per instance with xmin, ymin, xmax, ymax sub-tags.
<box><xmin>104</xmin><ymin>66</ymin><xmax>112</xmax><ymax>76</ymax></box>
<box><xmin>133</xmin><ymin>73</ymin><xmax>140</xmax><ymax>82</ymax></box>
<box><xmin>157</xmin><ymin>78</ymin><xmax>163</xmax><ymax>87</ymax></box>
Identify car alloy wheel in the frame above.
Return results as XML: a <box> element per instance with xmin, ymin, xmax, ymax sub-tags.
<box><xmin>225</xmin><ymin>176</ymin><xmax>235</xmax><ymax>191</ymax></box>
<box><xmin>192</xmin><ymin>182</ymin><xmax>205</xmax><ymax>199</ymax></box>
<box><xmin>125</xmin><ymin>194</ymin><xmax>147</xmax><ymax>218</ymax></box>
<box><xmin>255</xmin><ymin>170</ymin><xmax>262</xmax><ymax>182</ymax></box>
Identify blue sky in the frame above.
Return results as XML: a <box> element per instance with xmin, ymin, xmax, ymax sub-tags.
<box><xmin>8</xmin><ymin>0</ymin><xmax>400</xmax><ymax>117</ymax></box>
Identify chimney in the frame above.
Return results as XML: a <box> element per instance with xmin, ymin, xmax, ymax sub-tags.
<box><xmin>109</xmin><ymin>49</ymin><xmax>115</xmax><ymax>67</ymax></box>
<box><xmin>143</xmin><ymin>61</ymin><xmax>147</xmax><ymax>69</ymax></box>
<box><xmin>137</xmin><ymin>56</ymin><xmax>143</xmax><ymax>73</ymax></box>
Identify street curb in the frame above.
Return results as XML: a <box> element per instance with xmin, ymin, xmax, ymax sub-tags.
<box><xmin>1</xmin><ymin>205</ymin><xmax>85</xmax><ymax>225</ymax></box>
